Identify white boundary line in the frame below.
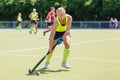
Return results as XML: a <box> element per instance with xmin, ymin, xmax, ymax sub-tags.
<box><xmin>0</xmin><ymin>38</ymin><xmax>120</xmax><ymax>54</ymax></box>
<box><xmin>0</xmin><ymin>47</ymin><xmax>47</xmax><ymax>54</ymax></box>
<box><xmin>69</xmin><ymin>57</ymin><xmax>120</xmax><ymax>63</ymax></box>
<box><xmin>72</xmin><ymin>38</ymin><xmax>120</xmax><ymax>46</ymax></box>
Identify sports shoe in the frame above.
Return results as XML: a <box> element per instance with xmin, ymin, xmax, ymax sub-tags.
<box><xmin>61</xmin><ymin>63</ymin><xmax>71</xmax><ymax>69</ymax></box>
<box><xmin>43</xmin><ymin>31</ymin><xmax>46</xmax><ymax>36</ymax></box>
<box><xmin>34</xmin><ymin>32</ymin><xmax>37</xmax><ymax>34</ymax></box>
<box><xmin>29</xmin><ymin>31</ymin><xmax>32</xmax><ymax>34</ymax></box>
<box><xmin>44</xmin><ymin>62</ymin><xmax>50</xmax><ymax>69</ymax></box>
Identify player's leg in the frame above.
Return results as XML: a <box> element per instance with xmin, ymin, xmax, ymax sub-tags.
<box><xmin>18</xmin><ymin>23</ymin><xmax>22</xmax><ymax>31</ymax></box>
<box><xmin>16</xmin><ymin>22</ymin><xmax>20</xmax><ymax>30</ymax></box>
<box><xmin>62</xmin><ymin>35</ymin><xmax>71</xmax><ymax>68</ymax></box>
<box><xmin>16</xmin><ymin>24</ymin><xmax>21</xmax><ymax>31</ymax></box>
<box><xmin>29</xmin><ymin>21</ymin><xmax>37</xmax><ymax>34</ymax></box>
<box><xmin>32</xmin><ymin>21</ymin><xmax>37</xmax><ymax>34</ymax></box>
<box><xmin>29</xmin><ymin>21</ymin><xmax>33</xmax><ymax>34</ymax></box>
<box><xmin>44</xmin><ymin>53</ymin><xmax>52</xmax><ymax>69</ymax></box>
<box><xmin>29</xmin><ymin>24</ymin><xmax>34</xmax><ymax>34</ymax></box>
<box><xmin>43</xmin><ymin>22</ymin><xmax>53</xmax><ymax>36</ymax></box>
<box><xmin>33</xmin><ymin>24</ymin><xmax>37</xmax><ymax>34</ymax></box>
<box><xmin>44</xmin><ymin>32</ymin><xmax>64</xmax><ymax>68</ymax></box>
<box><xmin>44</xmin><ymin>40</ymin><xmax>56</xmax><ymax>69</ymax></box>
<box><xmin>35</xmin><ymin>21</ymin><xmax>38</xmax><ymax>32</ymax></box>
<box><xmin>34</xmin><ymin>21</ymin><xmax>38</xmax><ymax>34</ymax></box>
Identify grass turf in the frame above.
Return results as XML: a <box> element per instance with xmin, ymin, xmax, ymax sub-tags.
<box><xmin>0</xmin><ymin>29</ymin><xmax>120</xmax><ymax>80</ymax></box>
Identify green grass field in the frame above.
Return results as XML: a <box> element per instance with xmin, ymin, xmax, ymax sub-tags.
<box><xmin>0</xmin><ymin>29</ymin><xmax>120</xmax><ymax>80</ymax></box>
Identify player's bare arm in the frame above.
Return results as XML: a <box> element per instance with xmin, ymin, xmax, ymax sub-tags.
<box><xmin>63</xmin><ymin>15</ymin><xmax>72</xmax><ymax>37</ymax></box>
<box><xmin>49</xmin><ymin>19</ymin><xmax>58</xmax><ymax>51</ymax></box>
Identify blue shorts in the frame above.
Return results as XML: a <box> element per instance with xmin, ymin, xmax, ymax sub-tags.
<box><xmin>31</xmin><ymin>20</ymin><xmax>37</xmax><ymax>24</ymax></box>
<box><xmin>17</xmin><ymin>21</ymin><xmax>21</xmax><ymax>24</ymax></box>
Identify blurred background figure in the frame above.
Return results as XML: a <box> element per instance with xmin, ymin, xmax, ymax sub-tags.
<box><xmin>43</xmin><ymin>7</ymin><xmax>55</xmax><ymax>36</ymax></box>
<box><xmin>29</xmin><ymin>8</ymin><xmax>39</xmax><ymax>34</ymax></box>
<box><xmin>16</xmin><ymin>12</ymin><xmax>22</xmax><ymax>31</ymax></box>
<box><xmin>109</xmin><ymin>17</ymin><xmax>114</xmax><ymax>29</ymax></box>
<box><xmin>114</xmin><ymin>18</ymin><xmax>118</xmax><ymax>29</ymax></box>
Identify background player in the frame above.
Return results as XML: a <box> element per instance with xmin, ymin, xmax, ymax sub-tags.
<box><xmin>29</xmin><ymin>8</ymin><xmax>39</xmax><ymax>34</ymax></box>
<box><xmin>43</xmin><ymin>7</ymin><xmax>55</xmax><ymax>36</ymax></box>
<box><xmin>16</xmin><ymin>12</ymin><xmax>22</xmax><ymax>31</ymax></box>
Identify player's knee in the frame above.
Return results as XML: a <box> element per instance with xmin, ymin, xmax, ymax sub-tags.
<box><xmin>65</xmin><ymin>46</ymin><xmax>70</xmax><ymax>49</ymax></box>
<box><xmin>63</xmin><ymin>41</ymin><xmax>70</xmax><ymax>49</ymax></box>
<box><xmin>64</xmin><ymin>43</ymin><xmax>70</xmax><ymax>49</ymax></box>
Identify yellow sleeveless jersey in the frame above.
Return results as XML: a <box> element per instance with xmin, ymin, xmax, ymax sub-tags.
<box><xmin>56</xmin><ymin>14</ymin><xmax>68</xmax><ymax>32</ymax></box>
<box><xmin>17</xmin><ymin>16</ymin><xmax>22</xmax><ymax>21</ymax></box>
<box><xmin>31</xmin><ymin>12</ymin><xmax>37</xmax><ymax>20</ymax></box>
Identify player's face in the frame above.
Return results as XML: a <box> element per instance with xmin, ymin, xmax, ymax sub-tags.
<box><xmin>57</xmin><ymin>11</ymin><xmax>66</xmax><ymax>21</ymax></box>
<box><xmin>19</xmin><ymin>13</ymin><xmax>22</xmax><ymax>16</ymax></box>
<box><xmin>51</xmin><ymin>8</ymin><xmax>55</xmax><ymax>12</ymax></box>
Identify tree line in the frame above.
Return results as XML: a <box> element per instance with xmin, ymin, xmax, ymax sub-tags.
<box><xmin>0</xmin><ymin>0</ymin><xmax>119</xmax><ymax>21</ymax></box>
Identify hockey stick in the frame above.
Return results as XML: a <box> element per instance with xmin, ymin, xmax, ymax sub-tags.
<box><xmin>28</xmin><ymin>39</ymin><xmax>63</xmax><ymax>74</ymax></box>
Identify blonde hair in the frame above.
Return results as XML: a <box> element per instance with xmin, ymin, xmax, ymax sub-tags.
<box><xmin>50</xmin><ymin>7</ymin><xmax>55</xmax><ymax>10</ymax></box>
<box><xmin>56</xmin><ymin>7</ymin><xmax>66</xmax><ymax>14</ymax></box>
